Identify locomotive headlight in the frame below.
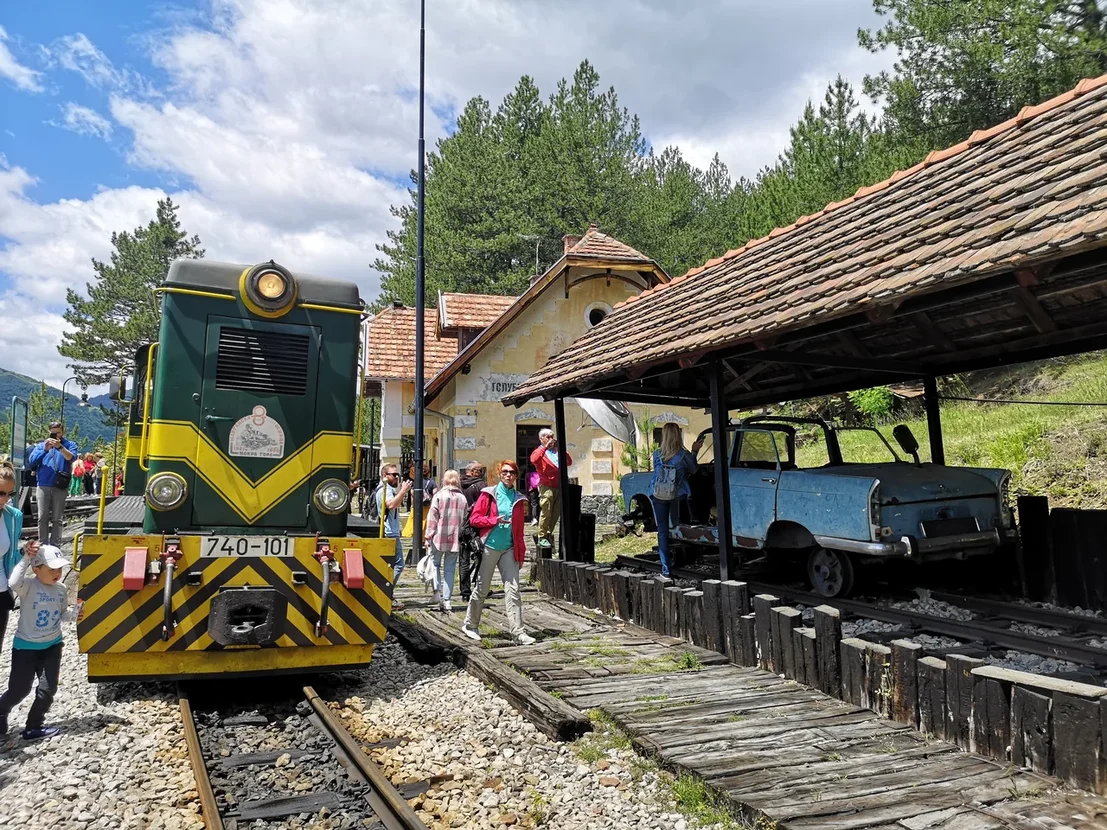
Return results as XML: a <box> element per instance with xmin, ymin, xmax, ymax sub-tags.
<box><xmin>240</xmin><ymin>261</ymin><xmax>298</xmax><ymax>317</ymax></box>
<box><xmin>146</xmin><ymin>472</ymin><xmax>188</xmax><ymax>511</ymax></box>
<box><xmin>314</xmin><ymin>479</ymin><xmax>350</xmax><ymax>515</ymax></box>
<box><xmin>257</xmin><ymin>270</ymin><xmax>287</xmax><ymax>299</ymax></box>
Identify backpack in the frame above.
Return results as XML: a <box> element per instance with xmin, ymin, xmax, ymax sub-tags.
<box><xmin>368</xmin><ymin>484</ymin><xmax>384</xmax><ymax>522</ymax></box>
<box><xmin>652</xmin><ymin>456</ymin><xmax>679</xmax><ymax>501</ymax></box>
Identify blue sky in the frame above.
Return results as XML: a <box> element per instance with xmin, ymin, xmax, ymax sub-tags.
<box><xmin>0</xmin><ymin>0</ymin><xmax>887</xmax><ymax>388</ymax></box>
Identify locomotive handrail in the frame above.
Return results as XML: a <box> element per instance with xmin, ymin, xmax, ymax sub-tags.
<box><xmin>298</xmin><ymin>301</ymin><xmax>364</xmax><ymax>315</ymax></box>
<box><xmin>138</xmin><ymin>343</ymin><xmax>158</xmax><ymax>472</ymax></box>
<box><xmin>96</xmin><ymin>466</ymin><xmax>109</xmax><ymax>533</ymax></box>
<box><xmin>71</xmin><ymin>532</ymin><xmax>82</xmax><ymax>573</ymax></box>
<box><xmin>155</xmin><ymin>286</ymin><xmax>236</xmax><ymax>301</ymax></box>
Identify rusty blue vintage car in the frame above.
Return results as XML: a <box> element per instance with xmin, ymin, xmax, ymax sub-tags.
<box><xmin>620</xmin><ymin>416</ymin><xmax>1017</xmax><ymax>597</ymax></box>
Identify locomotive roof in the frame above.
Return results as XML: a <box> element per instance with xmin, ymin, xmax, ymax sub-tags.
<box><xmin>166</xmin><ymin>260</ymin><xmax>362</xmax><ymax>307</ymax></box>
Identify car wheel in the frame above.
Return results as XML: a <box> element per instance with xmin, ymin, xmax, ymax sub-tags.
<box><xmin>807</xmin><ymin>548</ymin><xmax>855</xmax><ymax>598</ymax></box>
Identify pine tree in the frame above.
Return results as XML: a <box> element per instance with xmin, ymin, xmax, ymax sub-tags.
<box><xmin>59</xmin><ymin>198</ymin><xmax>204</xmax><ymax>384</ymax></box>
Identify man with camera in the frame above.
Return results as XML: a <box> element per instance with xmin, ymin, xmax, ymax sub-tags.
<box><xmin>529</xmin><ymin>428</ymin><xmax>572</xmax><ymax>557</ymax></box>
<box><xmin>26</xmin><ymin>422</ymin><xmax>77</xmax><ymax>546</ymax></box>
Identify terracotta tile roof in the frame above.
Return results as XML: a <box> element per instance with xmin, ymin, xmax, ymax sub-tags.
<box><xmin>567</xmin><ymin>223</ymin><xmax>654</xmax><ymax>263</ymax></box>
<box><xmin>507</xmin><ymin>75</ymin><xmax>1107</xmax><ymax>405</ymax></box>
<box><xmin>366</xmin><ymin>306</ymin><xmax>458</xmax><ymax>381</ymax></box>
<box><xmin>439</xmin><ymin>292</ymin><xmax>517</xmax><ymax>332</ymax></box>
<box><xmin>425</xmin><ymin>225</ymin><xmax>669</xmax><ymax>403</ymax></box>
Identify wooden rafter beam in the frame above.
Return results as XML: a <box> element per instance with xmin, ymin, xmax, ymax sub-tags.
<box><xmin>743</xmin><ymin>348</ymin><xmax>922</xmax><ymax>375</ymax></box>
<box><xmin>909</xmin><ymin>311</ymin><xmax>957</xmax><ymax>352</ymax></box>
<box><xmin>724</xmin><ymin>362</ymin><xmax>768</xmax><ymax>395</ymax></box>
<box><xmin>1009</xmin><ymin>285</ymin><xmax>1057</xmax><ymax>334</ymax></box>
<box><xmin>837</xmin><ymin>331</ymin><xmax>872</xmax><ymax>359</ymax></box>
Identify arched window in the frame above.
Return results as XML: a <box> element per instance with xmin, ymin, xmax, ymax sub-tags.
<box><xmin>585</xmin><ymin>301</ymin><xmax>612</xmax><ymax>328</ymax></box>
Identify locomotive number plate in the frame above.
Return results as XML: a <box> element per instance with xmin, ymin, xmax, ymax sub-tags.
<box><xmin>202</xmin><ymin>535</ymin><xmax>293</xmax><ymax>557</ymax></box>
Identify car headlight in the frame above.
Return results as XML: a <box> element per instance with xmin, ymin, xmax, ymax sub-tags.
<box><xmin>314</xmin><ymin>478</ymin><xmax>350</xmax><ymax>515</ymax></box>
<box><xmin>240</xmin><ymin>261</ymin><xmax>298</xmax><ymax>317</ymax></box>
<box><xmin>146</xmin><ymin>472</ymin><xmax>188</xmax><ymax>511</ymax></box>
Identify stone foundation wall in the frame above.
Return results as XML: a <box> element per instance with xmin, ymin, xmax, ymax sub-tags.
<box><xmin>581</xmin><ymin>495</ymin><xmax>621</xmax><ymax>525</ymax></box>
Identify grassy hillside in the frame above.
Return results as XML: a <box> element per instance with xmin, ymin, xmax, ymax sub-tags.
<box><xmin>795</xmin><ymin>353</ymin><xmax>1107</xmax><ymax>508</ymax></box>
<box><xmin>0</xmin><ymin>367</ymin><xmax>119</xmax><ymax>450</ymax></box>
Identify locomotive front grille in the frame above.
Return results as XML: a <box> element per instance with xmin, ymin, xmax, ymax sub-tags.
<box><xmin>216</xmin><ymin>327</ymin><xmax>310</xmax><ymax>395</ymax></box>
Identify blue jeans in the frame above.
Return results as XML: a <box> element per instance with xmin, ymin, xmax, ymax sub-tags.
<box><xmin>431</xmin><ymin>544</ymin><xmax>458</xmax><ymax>603</ymax></box>
<box><xmin>389</xmin><ymin>536</ymin><xmax>404</xmax><ymax>585</ymax></box>
<box><xmin>651</xmin><ymin>497</ymin><xmax>682</xmax><ymax>576</ymax></box>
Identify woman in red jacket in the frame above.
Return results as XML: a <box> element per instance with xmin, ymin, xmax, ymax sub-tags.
<box><xmin>461</xmin><ymin>459</ymin><xmax>536</xmax><ymax>645</ymax></box>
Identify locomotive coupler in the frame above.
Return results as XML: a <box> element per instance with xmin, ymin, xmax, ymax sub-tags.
<box><xmin>313</xmin><ymin>539</ymin><xmax>338</xmax><ymax>637</ymax></box>
<box><xmin>160</xmin><ymin>537</ymin><xmax>184</xmax><ymax>641</ymax></box>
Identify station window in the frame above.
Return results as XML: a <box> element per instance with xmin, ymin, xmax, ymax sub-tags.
<box><xmin>585</xmin><ymin>302</ymin><xmax>612</xmax><ymax>328</ymax></box>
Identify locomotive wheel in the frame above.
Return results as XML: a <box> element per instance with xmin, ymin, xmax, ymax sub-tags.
<box><xmin>807</xmin><ymin>547</ymin><xmax>855</xmax><ymax>598</ymax></box>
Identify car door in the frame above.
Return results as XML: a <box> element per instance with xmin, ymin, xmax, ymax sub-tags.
<box><xmin>193</xmin><ymin>316</ymin><xmax>320</xmax><ymax>528</ymax></box>
<box><xmin>728</xmin><ymin>428</ymin><xmax>781</xmax><ymax>547</ymax></box>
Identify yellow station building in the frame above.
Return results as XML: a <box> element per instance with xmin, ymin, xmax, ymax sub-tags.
<box><xmin>365</xmin><ymin>225</ymin><xmax>711</xmax><ymax>521</ymax></box>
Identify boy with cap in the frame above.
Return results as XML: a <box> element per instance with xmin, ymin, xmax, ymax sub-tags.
<box><xmin>0</xmin><ymin>542</ymin><xmax>82</xmax><ymax>740</ymax></box>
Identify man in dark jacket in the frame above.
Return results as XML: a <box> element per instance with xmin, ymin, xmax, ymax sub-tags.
<box><xmin>458</xmin><ymin>462</ymin><xmax>486</xmax><ymax>602</ymax></box>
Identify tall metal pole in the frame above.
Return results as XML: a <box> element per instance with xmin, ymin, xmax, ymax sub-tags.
<box><xmin>412</xmin><ymin>0</ymin><xmax>427</xmax><ymax>566</ymax></box>
<box><xmin>709</xmin><ymin>361</ymin><xmax>735</xmax><ymax>581</ymax></box>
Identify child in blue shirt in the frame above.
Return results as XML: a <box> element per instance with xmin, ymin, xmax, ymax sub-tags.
<box><xmin>0</xmin><ymin>543</ymin><xmax>83</xmax><ymax>740</ymax></box>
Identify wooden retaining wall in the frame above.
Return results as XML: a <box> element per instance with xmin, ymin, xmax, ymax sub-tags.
<box><xmin>536</xmin><ymin>558</ymin><xmax>1107</xmax><ymax>794</ymax></box>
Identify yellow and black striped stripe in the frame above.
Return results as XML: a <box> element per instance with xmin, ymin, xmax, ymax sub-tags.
<box><xmin>77</xmin><ymin>535</ymin><xmax>394</xmax><ymax>680</ymax></box>
<box><xmin>146</xmin><ymin>421</ymin><xmax>353</xmax><ymax>523</ymax></box>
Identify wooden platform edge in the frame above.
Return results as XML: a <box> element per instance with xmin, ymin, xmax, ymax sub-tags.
<box><xmin>387</xmin><ymin>616</ymin><xmax>592</xmax><ymax>743</ymax></box>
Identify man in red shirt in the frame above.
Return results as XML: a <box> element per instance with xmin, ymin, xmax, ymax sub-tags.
<box><xmin>529</xmin><ymin>428</ymin><xmax>572</xmax><ymax>554</ymax></box>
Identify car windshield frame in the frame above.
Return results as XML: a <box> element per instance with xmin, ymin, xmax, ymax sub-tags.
<box><xmin>831</xmin><ymin>426</ymin><xmax>903</xmax><ymax>464</ymax></box>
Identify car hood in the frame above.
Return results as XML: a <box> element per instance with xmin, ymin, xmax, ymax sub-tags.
<box><xmin>805</xmin><ymin>463</ymin><xmax>1000</xmax><ymax>503</ymax></box>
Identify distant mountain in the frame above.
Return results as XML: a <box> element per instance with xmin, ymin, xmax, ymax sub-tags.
<box><xmin>0</xmin><ymin>367</ymin><xmax>120</xmax><ymax>450</ymax></box>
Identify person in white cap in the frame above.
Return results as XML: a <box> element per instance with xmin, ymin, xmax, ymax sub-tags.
<box><xmin>0</xmin><ymin>543</ymin><xmax>82</xmax><ymax>741</ymax></box>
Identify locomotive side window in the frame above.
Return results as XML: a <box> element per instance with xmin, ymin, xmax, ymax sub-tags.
<box><xmin>215</xmin><ymin>327</ymin><xmax>311</xmax><ymax>395</ymax></box>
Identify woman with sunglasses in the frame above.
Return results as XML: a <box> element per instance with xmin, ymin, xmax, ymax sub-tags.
<box><xmin>0</xmin><ymin>463</ymin><xmax>38</xmax><ymax>656</ymax></box>
<box><xmin>461</xmin><ymin>460</ymin><xmax>536</xmax><ymax>645</ymax></box>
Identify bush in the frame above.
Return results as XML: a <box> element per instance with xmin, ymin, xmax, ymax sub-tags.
<box><xmin>848</xmin><ymin>386</ymin><xmax>895</xmax><ymax>423</ymax></box>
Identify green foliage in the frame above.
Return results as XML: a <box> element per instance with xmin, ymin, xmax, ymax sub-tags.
<box><xmin>848</xmin><ymin>386</ymin><xmax>896</xmax><ymax>422</ymax></box>
<box><xmin>60</xmin><ymin>198</ymin><xmax>204</xmax><ymax>385</ymax></box>
<box><xmin>860</xmin><ymin>0</ymin><xmax>1107</xmax><ymax>150</ymax></box>
<box><xmin>620</xmin><ymin>415</ymin><xmax>659</xmax><ymax>472</ymax></box>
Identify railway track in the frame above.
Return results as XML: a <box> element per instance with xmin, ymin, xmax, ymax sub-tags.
<box><xmin>179</xmin><ymin>685</ymin><xmax>428</xmax><ymax>830</ymax></box>
<box><xmin>612</xmin><ymin>553</ymin><xmax>1107</xmax><ymax>673</ymax></box>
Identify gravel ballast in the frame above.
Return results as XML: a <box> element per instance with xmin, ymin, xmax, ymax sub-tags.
<box><xmin>327</xmin><ymin>641</ymin><xmax>728</xmax><ymax>830</ymax></box>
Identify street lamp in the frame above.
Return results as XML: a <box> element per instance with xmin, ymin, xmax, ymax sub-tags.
<box><xmin>60</xmin><ymin>377</ymin><xmax>89</xmax><ymax>430</ymax></box>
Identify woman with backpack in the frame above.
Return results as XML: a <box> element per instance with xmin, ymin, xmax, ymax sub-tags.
<box><xmin>651</xmin><ymin>423</ymin><xmax>704</xmax><ymax>577</ymax></box>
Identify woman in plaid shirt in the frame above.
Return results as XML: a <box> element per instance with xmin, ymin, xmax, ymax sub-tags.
<box><xmin>424</xmin><ymin>469</ymin><xmax>470</xmax><ymax>612</ymax></box>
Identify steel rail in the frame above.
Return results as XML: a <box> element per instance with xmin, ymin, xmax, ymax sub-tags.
<box><xmin>927</xmin><ymin>591</ymin><xmax>1107</xmax><ymax>637</ymax></box>
<box><xmin>611</xmin><ymin>554</ymin><xmax>1107</xmax><ymax>669</ymax></box>
<box><xmin>177</xmin><ymin>686</ymin><xmax>224</xmax><ymax>830</ymax></box>
<box><xmin>302</xmin><ymin>686</ymin><xmax>428</xmax><ymax>830</ymax></box>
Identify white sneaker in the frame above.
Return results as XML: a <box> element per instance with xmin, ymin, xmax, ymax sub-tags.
<box><xmin>440</xmin><ymin>600</ymin><xmax>452</xmax><ymax>613</ymax></box>
<box><xmin>514</xmin><ymin>632</ymin><xmax>536</xmax><ymax>645</ymax></box>
<box><xmin>461</xmin><ymin>625</ymin><xmax>481</xmax><ymax>641</ymax></box>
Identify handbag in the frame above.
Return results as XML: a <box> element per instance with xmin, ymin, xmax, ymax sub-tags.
<box><xmin>54</xmin><ymin>470</ymin><xmax>72</xmax><ymax>491</ymax></box>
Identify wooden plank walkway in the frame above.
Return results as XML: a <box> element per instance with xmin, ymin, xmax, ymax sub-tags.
<box><xmin>393</xmin><ymin>576</ymin><xmax>1107</xmax><ymax>830</ymax></box>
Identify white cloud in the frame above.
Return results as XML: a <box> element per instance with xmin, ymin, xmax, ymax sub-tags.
<box><xmin>1</xmin><ymin>1</ymin><xmax>894</xmax><ymax>386</ymax></box>
<box><xmin>0</xmin><ymin>25</ymin><xmax>43</xmax><ymax>92</ymax></box>
<box><xmin>55</xmin><ymin>103</ymin><xmax>114</xmax><ymax>139</ymax></box>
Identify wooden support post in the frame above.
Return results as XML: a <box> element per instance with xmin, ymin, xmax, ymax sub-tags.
<box><xmin>738</xmin><ymin>614</ymin><xmax>757</xmax><ymax>666</ymax></box>
<box><xmin>891</xmin><ymin>640</ymin><xmax>922</xmax><ymax>728</ymax></box>
<box><xmin>709</xmin><ymin>361</ymin><xmax>736</xmax><ymax>579</ymax></box>
<box><xmin>700</xmin><ymin>579</ymin><xmax>723</xmax><ymax>653</ymax></box>
<box><xmin>1011</xmin><ymin>686</ymin><xmax>1051</xmax><ymax>773</ymax></box>
<box><xmin>813</xmin><ymin>605</ymin><xmax>842</xmax><ymax>698</ymax></box>
<box><xmin>663</xmin><ymin>585</ymin><xmax>684</xmax><ymax>639</ymax></box>
<box><xmin>924</xmin><ymin>375</ymin><xmax>945</xmax><ymax>465</ymax></box>
<box><xmin>625</xmin><ymin>573</ymin><xmax>645</xmax><ymax>624</ymax></box>
<box><xmin>613</xmin><ymin>571</ymin><xmax>631</xmax><ymax>620</ymax></box>
<box><xmin>1054</xmin><ymin>692</ymin><xmax>1102</xmax><ymax>792</ymax></box>
<box><xmin>775</xmin><ymin>607</ymin><xmax>801</xmax><ymax>680</ymax></box>
<box><xmin>917</xmin><ymin>657</ymin><xmax>947</xmax><ymax>739</ymax></box>
<box><xmin>719</xmin><ymin>581</ymin><xmax>747</xmax><ymax>663</ymax></box>
<box><xmin>972</xmin><ymin>675</ymin><xmax>1011</xmax><ymax>761</ymax></box>
<box><xmin>945</xmin><ymin>655</ymin><xmax>984</xmax><ymax>750</ymax></box>
<box><xmin>866</xmin><ymin>643</ymin><xmax>892</xmax><ymax>716</ymax></box>
<box><xmin>641</xmin><ymin>578</ymin><xmax>663</xmax><ymax>632</ymax></box>
<box><xmin>753</xmin><ymin>594</ymin><xmax>778</xmax><ymax>672</ymax></box>
<box><xmin>554</xmin><ymin>397</ymin><xmax>575</xmax><ymax>559</ymax></box>
<box><xmin>684</xmin><ymin>591</ymin><xmax>706</xmax><ymax>647</ymax></box>
<box><xmin>797</xmin><ymin>628</ymin><xmax>817</xmax><ymax>687</ymax></box>
<box><xmin>840</xmin><ymin>638</ymin><xmax>868</xmax><ymax>707</ymax></box>
<box><xmin>1017</xmin><ymin>495</ymin><xmax>1054</xmax><ymax>603</ymax></box>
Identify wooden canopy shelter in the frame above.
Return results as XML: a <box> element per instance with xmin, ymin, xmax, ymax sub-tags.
<box><xmin>502</xmin><ymin>74</ymin><xmax>1107</xmax><ymax>575</ymax></box>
